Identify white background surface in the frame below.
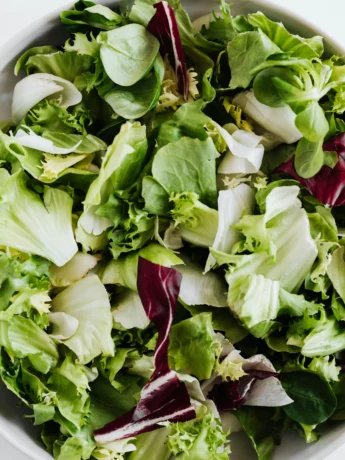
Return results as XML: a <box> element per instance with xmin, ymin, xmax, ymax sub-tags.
<box><xmin>0</xmin><ymin>0</ymin><xmax>344</xmax><ymax>459</ymax></box>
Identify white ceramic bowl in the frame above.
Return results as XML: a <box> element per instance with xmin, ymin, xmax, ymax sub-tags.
<box><xmin>0</xmin><ymin>1</ymin><xmax>344</xmax><ymax>459</ymax></box>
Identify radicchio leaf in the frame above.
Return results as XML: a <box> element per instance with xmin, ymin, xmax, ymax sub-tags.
<box><xmin>277</xmin><ymin>133</ymin><xmax>345</xmax><ymax>207</ymax></box>
<box><xmin>147</xmin><ymin>1</ymin><xmax>189</xmax><ymax>99</ymax></box>
<box><xmin>208</xmin><ymin>369</ymin><xmax>279</xmax><ymax>411</ymax></box>
<box><xmin>94</xmin><ymin>258</ymin><xmax>195</xmax><ymax>444</ymax></box>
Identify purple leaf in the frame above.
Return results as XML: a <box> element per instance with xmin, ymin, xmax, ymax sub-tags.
<box><xmin>137</xmin><ymin>257</ymin><xmax>182</xmax><ymax>378</ymax></box>
<box><xmin>208</xmin><ymin>370</ymin><xmax>279</xmax><ymax>412</ymax></box>
<box><xmin>94</xmin><ymin>258</ymin><xmax>195</xmax><ymax>444</ymax></box>
<box><xmin>277</xmin><ymin>133</ymin><xmax>345</xmax><ymax>207</ymax></box>
<box><xmin>147</xmin><ymin>1</ymin><xmax>189</xmax><ymax>99</ymax></box>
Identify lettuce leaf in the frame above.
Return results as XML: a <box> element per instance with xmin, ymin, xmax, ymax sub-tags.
<box><xmin>77</xmin><ymin>122</ymin><xmax>148</xmax><ymax>249</ymax></box>
<box><xmin>0</xmin><ymin>170</ymin><xmax>77</xmax><ymax>266</ymax></box>
<box><xmin>152</xmin><ymin>137</ymin><xmax>218</xmax><ymax>209</ymax></box>
<box><xmin>51</xmin><ymin>274</ymin><xmax>114</xmax><ymax>364</ymax></box>
<box><xmin>170</xmin><ymin>192</ymin><xmax>218</xmax><ymax>247</ymax></box>
<box><xmin>169</xmin><ymin>313</ymin><xmax>216</xmax><ymax>380</ymax></box>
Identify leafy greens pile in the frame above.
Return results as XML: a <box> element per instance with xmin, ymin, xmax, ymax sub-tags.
<box><xmin>1</xmin><ymin>0</ymin><xmax>345</xmax><ymax>459</ymax></box>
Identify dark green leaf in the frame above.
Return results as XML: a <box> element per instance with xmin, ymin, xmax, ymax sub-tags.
<box><xmin>281</xmin><ymin>371</ymin><xmax>337</xmax><ymax>425</ymax></box>
<box><xmin>261</xmin><ymin>143</ymin><xmax>296</xmax><ymax>175</ymax></box>
<box><xmin>235</xmin><ymin>407</ymin><xmax>278</xmax><ymax>460</ymax></box>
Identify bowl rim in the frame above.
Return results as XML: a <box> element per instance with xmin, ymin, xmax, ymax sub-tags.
<box><xmin>0</xmin><ymin>1</ymin><xmax>345</xmax><ymax>460</ymax></box>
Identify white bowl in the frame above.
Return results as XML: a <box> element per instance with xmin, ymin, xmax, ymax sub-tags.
<box><xmin>0</xmin><ymin>1</ymin><xmax>344</xmax><ymax>459</ymax></box>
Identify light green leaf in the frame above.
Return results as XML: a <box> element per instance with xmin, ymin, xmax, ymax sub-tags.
<box><xmin>15</xmin><ymin>46</ymin><xmax>59</xmax><ymax>75</ymax></box>
<box><xmin>200</xmin><ymin>0</ymin><xmax>235</xmax><ymax>43</ymax></box>
<box><xmin>152</xmin><ymin>137</ymin><xmax>218</xmax><ymax>208</ymax></box>
<box><xmin>98</xmin><ymin>24</ymin><xmax>160</xmax><ymax>86</ymax></box>
<box><xmin>168</xmin><ymin>413</ymin><xmax>230</xmax><ymax>460</ymax></box>
<box><xmin>23</xmin><ymin>51</ymin><xmax>93</xmax><ymax>82</ymax></box>
<box><xmin>103</xmin><ymin>54</ymin><xmax>164</xmax><ymax>119</ymax></box>
<box><xmin>42</xmin><ymin>132</ymin><xmax>107</xmax><ymax>153</ymax></box>
<box><xmin>8</xmin><ymin>316</ymin><xmax>58</xmax><ymax>373</ymax></box>
<box><xmin>157</xmin><ymin>100</ymin><xmax>210</xmax><ymax>148</ymax></box>
<box><xmin>61</xmin><ymin>3</ymin><xmax>123</xmax><ymax>31</ymax></box>
<box><xmin>248</xmin><ymin>12</ymin><xmax>323</xmax><ymax>58</ymax></box>
<box><xmin>50</xmin><ymin>252</ymin><xmax>99</xmax><ymax>288</ymax></box>
<box><xmin>228</xmin><ymin>29</ymin><xmax>281</xmax><ymax>89</ymax></box>
<box><xmin>64</xmin><ymin>32</ymin><xmax>100</xmax><ymax>57</ymax></box>
<box><xmin>295</xmin><ymin>102</ymin><xmax>329</xmax><ymax>143</ymax></box>
<box><xmin>294</xmin><ymin>138</ymin><xmax>324</xmax><ymax>179</ymax></box>
<box><xmin>0</xmin><ymin>170</ymin><xmax>77</xmax><ymax>266</ymax></box>
<box><xmin>51</xmin><ymin>274</ymin><xmax>114</xmax><ymax>364</ymax></box>
<box><xmin>308</xmin><ymin>356</ymin><xmax>340</xmax><ymax>383</ymax></box>
<box><xmin>77</xmin><ymin>122</ymin><xmax>148</xmax><ymax>243</ymax></box>
<box><xmin>170</xmin><ymin>192</ymin><xmax>218</xmax><ymax>247</ymax></box>
<box><xmin>169</xmin><ymin>313</ymin><xmax>216</xmax><ymax>380</ymax></box>
<box><xmin>327</xmin><ymin>245</ymin><xmax>345</xmax><ymax>302</ymax></box>
<box><xmin>301</xmin><ymin>313</ymin><xmax>345</xmax><ymax>357</ymax></box>
<box><xmin>100</xmin><ymin>243</ymin><xmax>183</xmax><ymax>290</ymax></box>
<box><xmin>142</xmin><ymin>176</ymin><xmax>170</xmax><ymax>216</ymax></box>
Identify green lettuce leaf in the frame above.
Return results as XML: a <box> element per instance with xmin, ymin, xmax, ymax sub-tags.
<box><xmin>103</xmin><ymin>54</ymin><xmax>164</xmax><ymax>119</ymax></box>
<box><xmin>200</xmin><ymin>0</ymin><xmax>236</xmax><ymax>44</ymax></box>
<box><xmin>327</xmin><ymin>245</ymin><xmax>345</xmax><ymax>302</ymax></box>
<box><xmin>228</xmin><ymin>29</ymin><xmax>281</xmax><ymax>89</ymax></box>
<box><xmin>100</xmin><ymin>243</ymin><xmax>183</xmax><ymax>290</ymax></box>
<box><xmin>128</xmin><ymin>429</ymin><xmax>170</xmax><ymax>460</ymax></box>
<box><xmin>247</xmin><ymin>12</ymin><xmax>323</xmax><ymax>58</ymax></box>
<box><xmin>7</xmin><ymin>316</ymin><xmax>58</xmax><ymax>374</ymax></box>
<box><xmin>61</xmin><ymin>1</ymin><xmax>123</xmax><ymax>32</ymax></box>
<box><xmin>234</xmin><ymin>407</ymin><xmax>278</xmax><ymax>460</ymax></box>
<box><xmin>281</xmin><ymin>371</ymin><xmax>337</xmax><ymax>425</ymax></box>
<box><xmin>64</xmin><ymin>32</ymin><xmax>100</xmax><ymax>57</ymax></box>
<box><xmin>169</xmin><ymin>313</ymin><xmax>216</xmax><ymax>380</ymax></box>
<box><xmin>98</xmin><ymin>24</ymin><xmax>159</xmax><ymax>87</ymax></box>
<box><xmin>51</xmin><ymin>274</ymin><xmax>114</xmax><ymax>364</ymax></box>
<box><xmin>109</xmin><ymin>203</ymin><xmax>155</xmax><ymax>259</ymax></box>
<box><xmin>17</xmin><ymin>50</ymin><xmax>93</xmax><ymax>82</ymax></box>
<box><xmin>168</xmin><ymin>413</ymin><xmax>230</xmax><ymax>460</ymax></box>
<box><xmin>0</xmin><ymin>170</ymin><xmax>78</xmax><ymax>266</ymax></box>
<box><xmin>170</xmin><ymin>192</ymin><xmax>218</xmax><ymax>247</ymax></box>
<box><xmin>23</xmin><ymin>100</ymin><xmax>93</xmax><ymax>136</ymax></box>
<box><xmin>151</xmin><ymin>137</ymin><xmax>218</xmax><ymax>209</ymax></box>
<box><xmin>156</xmin><ymin>100</ymin><xmax>210</xmax><ymax>149</ymax></box>
<box><xmin>77</xmin><ymin>122</ymin><xmax>148</xmax><ymax>249</ymax></box>
<box><xmin>15</xmin><ymin>45</ymin><xmax>59</xmax><ymax>75</ymax></box>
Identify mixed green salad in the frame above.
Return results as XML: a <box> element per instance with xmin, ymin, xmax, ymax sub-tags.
<box><xmin>2</xmin><ymin>0</ymin><xmax>345</xmax><ymax>458</ymax></box>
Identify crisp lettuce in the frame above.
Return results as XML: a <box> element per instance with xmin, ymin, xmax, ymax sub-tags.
<box><xmin>169</xmin><ymin>313</ymin><xmax>216</xmax><ymax>380</ymax></box>
<box><xmin>77</xmin><ymin>122</ymin><xmax>148</xmax><ymax>248</ymax></box>
<box><xmin>12</xmin><ymin>73</ymin><xmax>82</xmax><ymax>124</ymax></box>
<box><xmin>170</xmin><ymin>192</ymin><xmax>218</xmax><ymax>247</ymax></box>
<box><xmin>233</xmin><ymin>90</ymin><xmax>303</xmax><ymax>144</ymax></box>
<box><xmin>206</xmin><ymin>184</ymin><xmax>255</xmax><ymax>272</ymax></box>
<box><xmin>0</xmin><ymin>170</ymin><xmax>77</xmax><ymax>266</ymax></box>
<box><xmin>100</xmin><ymin>243</ymin><xmax>183</xmax><ymax>290</ymax></box>
<box><xmin>167</xmin><ymin>412</ymin><xmax>230</xmax><ymax>460</ymax></box>
<box><xmin>51</xmin><ymin>275</ymin><xmax>114</xmax><ymax>364</ymax></box>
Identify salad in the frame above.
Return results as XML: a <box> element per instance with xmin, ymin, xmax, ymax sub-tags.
<box><xmin>1</xmin><ymin>0</ymin><xmax>345</xmax><ymax>458</ymax></box>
